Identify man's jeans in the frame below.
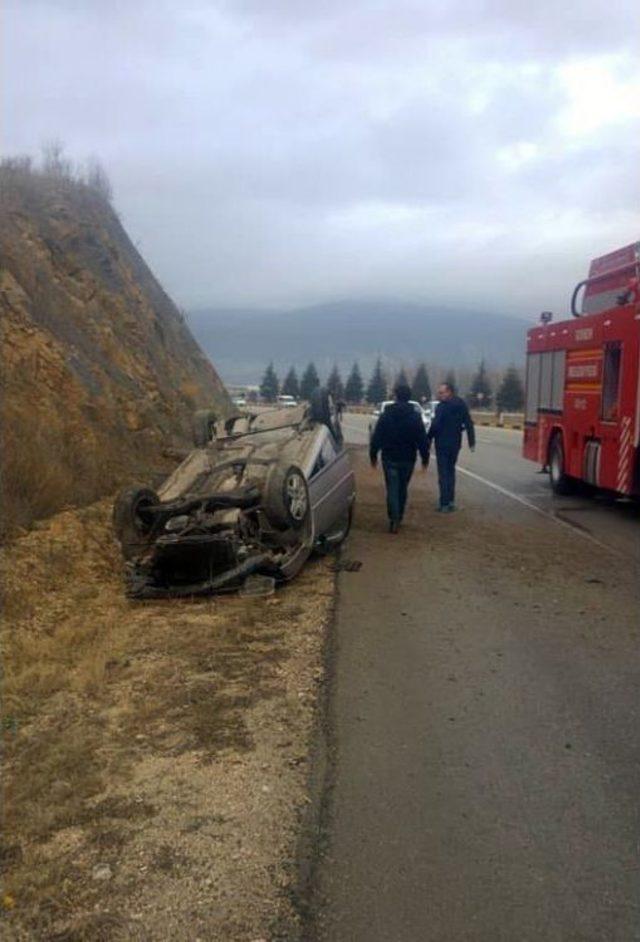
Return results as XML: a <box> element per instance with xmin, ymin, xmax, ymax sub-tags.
<box><xmin>382</xmin><ymin>460</ymin><xmax>415</xmax><ymax>523</ymax></box>
<box><xmin>436</xmin><ymin>446</ymin><xmax>459</xmax><ymax>507</ymax></box>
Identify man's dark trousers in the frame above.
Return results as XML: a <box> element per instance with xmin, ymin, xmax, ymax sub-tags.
<box><xmin>383</xmin><ymin>460</ymin><xmax>415</xmax><ymax>523</ymax></box>
<box><xmin>436</xmin><ymin>446</ymin><xmax>458</xmax><ymax>508</ymax></box>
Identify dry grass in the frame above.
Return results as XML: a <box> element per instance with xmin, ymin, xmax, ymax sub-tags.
<box><xmin>1</xmin><ymin>401</ymin><xmax>115</xmax><ymax>538</ymax></box>
<box><xmin>0</xmin><ymin>397</ymin><xmax>175</xmax><ymax>540</ymax></box>
<box><xmin>1</xmin><ymin>497</ymin><xmax>332</xmax><ymax>938</ymax></box>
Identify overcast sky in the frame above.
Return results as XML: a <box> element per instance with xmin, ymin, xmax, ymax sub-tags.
<box><xmin>3</xmin><ymin>0</ymin><xmax>639</xmax><ymax>316</ymax></box>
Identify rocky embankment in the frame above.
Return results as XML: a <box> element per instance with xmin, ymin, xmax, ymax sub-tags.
<box><xmin>0</xmin><ymin>164</ymin><xmax>230</xmax><ymax>533</ymax></box>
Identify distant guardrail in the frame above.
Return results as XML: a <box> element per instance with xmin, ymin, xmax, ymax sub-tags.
<box><xmin>471</xmin><ymin>410</ymin><xmax>524</xmax><ymax>429</ymax></box>
<box><xmin>243</xmin><ymin>402</ymin><xmax>524</xmax><ymax>429</ymax></box>
<box><xmin>345</xmin><ymin>404</ymin><xmax>524</xmax><ymax>428</ymax></box>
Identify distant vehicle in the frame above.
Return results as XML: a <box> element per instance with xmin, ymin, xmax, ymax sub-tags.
<box><xmin>523</xmin><ymin>241</ymin><xmax>640</xmax><ymax>497</ymax></box>
<box><xmin>277</xmin><ymin>394</ymin><xmax>298</xmax><ymax>408</ymax></box>
<box><xmin>231</xmin><ymin>395</ymin><xmax>247</xmax><ymax>409</ymax></box>
<box><xmin>113</xmin><ymin>389</ymin><xmax>355</xmax><ymax>597</ymax></box>
<box><xmin>368</xmin><ymin>399</ymin><xmax>430</xmax><ymax>439</ymax></box>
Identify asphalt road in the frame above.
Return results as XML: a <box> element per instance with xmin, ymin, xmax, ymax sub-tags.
<box><xmin>309</xmin><ymin>429</ymin><xmax>640</xmax><ymax>942</ymax></box>
<box><xmin>341</xmin><ymin>412</ymin><xmax>640</xmax><ymax>562</ymax></box>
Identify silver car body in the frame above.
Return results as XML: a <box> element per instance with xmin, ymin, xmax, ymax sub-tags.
<box><xmin>116</xmin><ymin>399</ymin><xmax>355</xmax><ymax>597</ymax></box>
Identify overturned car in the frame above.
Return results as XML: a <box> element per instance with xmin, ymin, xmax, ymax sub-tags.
<box><xmin>113</xmin><ymin>389</ymin><xmax>355</xmax><ymax>598</ymax></box>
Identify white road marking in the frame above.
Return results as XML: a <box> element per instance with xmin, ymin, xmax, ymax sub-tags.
<box><xmin>457</xmin><ymin>465</ymin><xmax>620</xmax><ymax>555</ymax></box>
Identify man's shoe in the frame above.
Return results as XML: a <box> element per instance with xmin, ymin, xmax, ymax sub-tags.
<box><xmin>389</xmin><ymin>520</ymin><xmax>399</xmax><ymax>533</ymax></box>
<box><xmin>437</xmin><ymin>504</ymin><xmax>449</xmax><ymax>513</ymax></box>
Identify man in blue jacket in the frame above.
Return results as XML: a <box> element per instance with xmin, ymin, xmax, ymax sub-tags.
<box><xmin>428</xmin><ymin>382</ymin><xmax>475</xmax><ymax>512</ymax></box>
<box><xmin>369</xmin><ymin>384</ymin><xmax>430</xmax><ymax>533</ymax></box>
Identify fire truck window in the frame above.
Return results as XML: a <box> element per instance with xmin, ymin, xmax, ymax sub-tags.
<box><xmin>551</xmin><ymin>350</ymin><xmax>566</xmax><ymax>411</ymax></box>
<box><xmin>525</xmin><ymin>354</ymin><xmax>541</xmax><ymax>422</ymax></box>
<box><xmin>601</xmin><ymin>342</ymin><xmax>621</xmax><ymax>421</ymax></box>
<box><xmin>539</xmin><ymin>351</ymin><xmax>554</xmax><ymax>410</ymax></box>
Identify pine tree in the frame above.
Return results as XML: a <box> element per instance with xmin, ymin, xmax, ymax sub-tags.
<box><xmin>260</xmin><ymin>362</ymin><xmax>279</xmax><ymax>402</ymax></box>
<box><xmin>300</xmin><ymin>362</ymin><xmax>320</xmax><ymax>400</ymax></box>
<box><xmin>327</xmin><ymin>364</ymin><xmax>345</xmax><ymax>402</ymax></box>
<box><xmin>412</xmin><ymin>363</ymin><xmax>432</xmax><ymax>403</ymax></box>
<box><xmin>366</xmin><ymin>357</ymin><xmax>388</xmax><ymax>404</ymax></box>
<box><xmin>344</xmin><ymin>362</ymin><xmax>364</xmax><ymax>404</ymax></box>
<box><xmin>468</xmin><ymin>359</ymin><xmax>493</xmax><ymax>408</ymax></box>
<box><xmin>496</xmin><ymin>365</ymin><xmax>524</xmax><ymax>411</ymax></box>
<box><xmin>282</xmin><ymin>367</ymin><xmax>300</xmax><ymax>399</ymax></box>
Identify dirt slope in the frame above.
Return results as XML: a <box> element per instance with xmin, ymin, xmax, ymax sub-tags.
<box><xmin>0</xmin><ymin>164</ymin><xmax>231</xmax><ymax>532</ymax></box>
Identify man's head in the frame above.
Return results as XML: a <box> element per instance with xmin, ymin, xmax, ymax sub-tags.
<box><xmin>394</xmin><ymin>383</ymin><xmax>412</xmax><ymax>403</ymax></box>
<box><xmin>437</xmin><ymin>382</ymin><xmax>454</xmax><ymax>401</ymax></box>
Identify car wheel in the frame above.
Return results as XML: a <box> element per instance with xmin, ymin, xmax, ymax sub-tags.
<box><xmin>113</xmin><ymin>484</ymin><xmax>159</xmax><ymax>560</ymax></box>
<box><xmin>263</xmin><ymin>464</ymin><xmax>310</xmax><ymax>531</ymax></box>
<box><xmin>316</xmin><ymin>504</ymin><xmax>353</xmax><ymax>555</ymax></box>
<box><xmin>549</xmin><ymin>435</ymin><xmax>574</xmax><ymax>495</ymax></box>
<box><xmin>193</xmin><ymin>409</ymin><xmax>217</xmax><ymax>447</ymax></box>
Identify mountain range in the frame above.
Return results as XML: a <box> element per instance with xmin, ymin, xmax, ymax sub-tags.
<box><xmin>189</xmin><ymin>301</ymin><xmax>531</xmax><ymax>385</ymax></box>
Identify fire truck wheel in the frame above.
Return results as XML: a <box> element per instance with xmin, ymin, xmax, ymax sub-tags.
<box><xmin>549</xmin><ymin>435</ymin><xmax>574</xmax><ymax>495</ymax></box>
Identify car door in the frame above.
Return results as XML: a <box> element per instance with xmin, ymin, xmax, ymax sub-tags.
<box><xmin>308</xmin><ymin>427</ymin><xmax>355</xmax><ymax>537</ymax></box>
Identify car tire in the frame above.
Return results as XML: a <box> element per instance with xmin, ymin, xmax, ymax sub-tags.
<box><xmin>113</xmin><ymin>484</ymin><xmax>159</xmax><ymax>560</ymax></box>
<box><xmin>193</xmin><ymin>409</ymin><xmax>217</xmax><ymax>447</ymax></box>
<box><xmin>549</xmin><ymin>435</ymin><xmax>574</xmax><ymax>495</ymax></box>
<box><xmin>263</xmin><ymin>464</ymin><xmax>310</xmax><ymax>531</ymax></box>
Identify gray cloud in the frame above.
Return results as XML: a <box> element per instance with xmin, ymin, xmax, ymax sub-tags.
<box><xmin>2</xmin><ymin>0</ymin><xmax>639</xmax><ymax>316</ymax></box>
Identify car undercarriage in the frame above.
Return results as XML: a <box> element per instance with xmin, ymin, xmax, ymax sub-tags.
<box><xmin>113</xmin><ymin>391</ymin><xmax>355</xmax><ymax>598</ymax></box>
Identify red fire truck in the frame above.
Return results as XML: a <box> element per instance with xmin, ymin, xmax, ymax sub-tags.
<box><xmin>523</xmin><ymin>242</ymin><xmax>640</xmax><ymax>497</ymax></box>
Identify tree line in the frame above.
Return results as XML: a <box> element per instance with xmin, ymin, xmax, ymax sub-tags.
<box><xmin>259</xmin><ymin>358</ymin><xmax>525</xmax><ymax>411</ymax></box>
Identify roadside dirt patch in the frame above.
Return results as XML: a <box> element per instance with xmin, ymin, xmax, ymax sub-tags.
<box><xmin>2</xmin><ymin>499</ymin><xmax>334</xmax><ymax>940</ymax></box>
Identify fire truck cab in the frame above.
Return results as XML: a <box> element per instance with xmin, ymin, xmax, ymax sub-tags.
<box><xmin>523</xmin><ymin>242</ymin><xmax>640</xmax><ymax>498</ymax></box>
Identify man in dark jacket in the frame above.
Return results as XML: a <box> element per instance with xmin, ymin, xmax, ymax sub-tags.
<box><xmin>369</xmin><ymin>384</ymin><xmax>429</xmax><ymax>532</ymax></box>
<box><xmin>427</xmin><ymin>382</ymin><xmax>475</xmax><ymax>512</ymax></box>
